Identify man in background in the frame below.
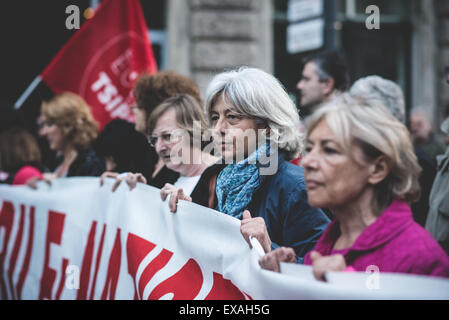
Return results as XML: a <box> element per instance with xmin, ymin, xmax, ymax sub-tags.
<box><xmin>296</xmin><ymin>50</ymin><xmax>350</xmax><ymax>118</ymax></box>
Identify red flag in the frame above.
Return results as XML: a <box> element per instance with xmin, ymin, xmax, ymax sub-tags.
<box><xmin>41</xmin><ymin>0</ymin><xmax>157</xmax><ymax>130</ymax></box>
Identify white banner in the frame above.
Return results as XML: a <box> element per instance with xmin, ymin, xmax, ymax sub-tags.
<box><xmin>0</xmin><ymin>178</ymin><xmax>448</xmax><ymax>300</ymax></box>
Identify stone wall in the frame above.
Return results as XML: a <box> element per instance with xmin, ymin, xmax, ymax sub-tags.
<box><xmin>168</xmin><ymin>0</ymin><xmax>273</xmax><ymax>96</ymax></box>
<box><xmin>436</xmin><ymin>0</ymin><xmax>449</xmax><ymax>123</ymax></box>
<box><xmin>411</xmin><ymin>0</ymin><xmax>438</xmax><ymax>125</ymax></box>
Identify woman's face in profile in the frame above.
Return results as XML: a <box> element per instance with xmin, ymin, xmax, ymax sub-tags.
<box><xmin>40</xmin><ymin>117</ymin><xmax>66</xmax><ymax>153</ymax></box>
<box><xmin>150</xmin><ymin>108</ymin><xmax>191</xmax><ymax>172</ymax></box>
<box><xmin>302</xmin><ymin>120</ymin><xmax>372</xmax><ymax>210</ymax></box>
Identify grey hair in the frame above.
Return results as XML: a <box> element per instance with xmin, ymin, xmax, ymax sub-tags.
<box><xmin>306</xmin><ymin>93</ymin><xmax>421</xmax><ymax>212</ymax></box>
<box><xmin>350</xmin><ymin>76</ymin><xmax>406</xmax><ymax>124</ymax></box>
<box><xmin>205</xmin><ymin>67</ymin><xmax>304</xmax><ymax>159</ymax></box>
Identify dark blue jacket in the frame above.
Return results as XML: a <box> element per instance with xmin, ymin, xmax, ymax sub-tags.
<box><xmin>190</xmin><ymin>152</ymin><xmax>330</xmax><ymax>263</ymax></box>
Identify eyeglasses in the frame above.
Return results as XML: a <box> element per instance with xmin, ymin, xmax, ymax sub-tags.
<box><xmin>148</xmin><ymin>132</ymin><xmax>182</xmax><ymax>147</ymax></box>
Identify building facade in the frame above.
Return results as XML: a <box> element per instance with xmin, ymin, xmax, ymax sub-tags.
<box><xmin>156</xmin><ymin>0</ymin><xmax>449</xmax><ymax>129</ymax></box>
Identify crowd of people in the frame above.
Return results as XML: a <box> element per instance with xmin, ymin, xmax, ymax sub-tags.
<box><xmin>1</xmin><ymin>50</ymin><xmax>449</xmax><ymax>281</ymax></box>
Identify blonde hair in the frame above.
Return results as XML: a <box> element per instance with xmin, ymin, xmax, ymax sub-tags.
<box><xmin>307</xmin><ymin>93</ymin><xmax>421</xmax><ymax>210</ymax></box>
<box><xmin>205</xmin><ymin>67</ymin><xmax>303</xmax><ymax>160</ymax></box>
<box><xmin>41</xmin><ymin>92</ymin><xmax>98</xmax><ymax>151</ymax></box>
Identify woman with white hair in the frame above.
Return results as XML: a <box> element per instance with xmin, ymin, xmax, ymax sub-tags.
<box><xmin>259</xmin><ymin>94</ymin><xmax>449</xmax><ymax>279</ymax></box>
<box><xmin>166</xmin><ymin>67</ymin><xmax>330</xmax><ymax>262</ymax></box>
<box><xmin>349</xmin><ymin>75</ymin><xmax>406</xmax><ymax>124</ymax></box>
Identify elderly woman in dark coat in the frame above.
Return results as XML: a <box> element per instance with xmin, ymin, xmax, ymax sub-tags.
<box><xmin>165</xmin><ymin>67</ymin><xmax>330</xmax><ymax>262</ymax></box>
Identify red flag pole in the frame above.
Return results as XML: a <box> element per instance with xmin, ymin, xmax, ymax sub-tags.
<box><xmin>14</xmin><ymin>75</ymin><xmax>42</xmax><ymax>109</ymax></box>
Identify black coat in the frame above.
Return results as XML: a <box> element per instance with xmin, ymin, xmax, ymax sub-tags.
<box><xmin>62</xmin><ymin>148</ymin><xmax>105</xmax><ymax>177</ymax></box>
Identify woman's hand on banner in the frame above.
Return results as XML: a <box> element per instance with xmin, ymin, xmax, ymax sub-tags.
<box><xmin>100</xmin><ymin>171</ymin><xmax>146</xmax><ymax>192</ymax></box>
<box><xmin>160</xmin><ymin>184</ymin><xmax>192</xmax><ymax>213</ymax></box>
<box><xmin>123</xmin><ymin>173</ymin><xmax>146</xmax><ymax>191</ymax></box>
<box><xmin>240</xmin><ymin>210</ymin><xmax>272</xmax><ymax>254</ymax></box>
<box><xmin>26</xmin><ymin>173</ymin><xmax>55</xmax><ymax>189</ymax></box>
<box><xmin>258</xmin><ymin>247</ymin><xmax>297</xmax><ymax>273</ymax></box>
<box><xmin>310</xmin><ymin>251</ymin><xmax>347</xmax><ymax>282</ymax></box>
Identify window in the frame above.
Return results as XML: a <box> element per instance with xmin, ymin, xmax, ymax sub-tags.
<box><xmin>140</xmin><ymin>1</ymin><xmax>168</xmax><ymax>70</ymax></box>
<box><xmin>272</xmin><ymin>0</ymin><xmax>412</xmax><ymax>108</ymax></box>
<box><xmin>337</xmin><ymin>0</ymin><xmax>411</xmax><ymax>103</ymax></box>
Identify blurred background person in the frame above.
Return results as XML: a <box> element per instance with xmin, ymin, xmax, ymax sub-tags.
<box><xmin>93</xmin><ymin>119</ymin><xmax>153</xmax><ymax>179</ymax></box>
<box><xmin>296</xmin><ymin>50</ymin><xmax>350</xmax><ymax>118</ymax></box>
<box><xmin>31</xmin><ymin>92</ymin><xmax>105</xmax><ymax>184</ymax></box>
<box><xmin>442</xmin><ymin>116</ymin><xmax>449</xmax><ymax>146</ymax></box>
<box><xmin>0</xmin><ymin>102</ymin><xmax>43</xmax><ymax>185</ymax></box>
<box><xmin>350</xmin><ymin>75</ymin><xmax>436</xmax><ymax>226</ymax></box>
<box><xmin>410</xmin><ymin>107</ymin><xmax>446</xmax><ymax>163</ymax></box>
<box><xmin>0</xmin><ymin>127</ymin><xmax>43</xmax><ymax>185</ymax></box>
<box><xmin>426</xmin><ymin>115</ymin><xmax>449</xmax><ymax>255</ymax></box>
<box><xmin>131</xmin><ymin>71</ymin><xmax>204</xmax><ymax>188</ymax></box>
<box><xmin>167</xmin><ymin>67</ymin><xmax>330</xmax><ymax>262</ymax></box>
<box><xmin>259</xmin><ymin>94</ymin><xmax>449</xmax><ymax>278</ymax></box>
<box><xmin>350</xmin><ymin>75</ymin><xmax>406</xmax><ymax>123</ymax></box>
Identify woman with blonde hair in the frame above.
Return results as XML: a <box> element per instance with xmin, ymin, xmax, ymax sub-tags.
<box><xmin>36</xmin><ymin>92</ymin><xmax>105</xmax><ymax>180</ymax></box>
<box><xmin>259</xmin><ymin>94</ymin><xmax>449</xmax><ymax>278</ymax></box>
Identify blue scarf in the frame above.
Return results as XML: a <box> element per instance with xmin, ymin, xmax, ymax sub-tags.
<box><xmin>215</xmin><ymin>144</ymin><xmax>269</xmax><ymax>219</ymax></box>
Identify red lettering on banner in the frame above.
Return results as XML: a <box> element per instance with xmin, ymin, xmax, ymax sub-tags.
<box><xmin>38</xmin><ymin>210</ymin><xmax>67</xmax><ymax>300</ymax></box>
<box><xmin>89</xmin><ymin>224</ymin><xmax>106</xmax><ymax>300</ymax></box>
<box><xmin>77</xmin><ymin>221</ymin><xmax>98</xmax><ymax>300</ymax></box>
<box><xmin>205</xmin><ymin>273</ymin><xmax>249</xmax><ymax>300</ymax></box>
<box><xmin>126</xmin><ymin>233</ymin><xmax>156</xmax><ymax>300</ymax></box>
<box><xmin>138</xmin><ymin>249</ymin><xmax>173</xmax><ymax>298</ymax></box>
<box><xmin>125</xmin><ymin>233</ymin><xmax>248</xmax><ymax>300</ymax></box>
<box><xmin>0</xmin><ymin>201</ymin><xmax>14</xmax><ymax>299</ymax></box>
<box><xmin>6</xmin><ymin>204</ymin><xmax>26</xmax><ymax>299</ymax></box>
<box><xmin>55</xmin><ymin>258</ymin><xmax>69</xmax><ymax>300</ymax></box>
<box><xmin>16</xmin><ymin>206</ymin><xmax>35</xmax><ymax>299</ymax></box>
<box><xmin>148</xmin><ymin>259</ymin><xmax>203</xmax><ymax>300</ymax></box>
<box><xmin>77</xmin><ymin>222</ymin><xmax>109</xmax><ymax>300</ymax></box>
<box><xmin>100</xmin><ymin>228</ymin><xmax>121</xmax><ymax>300</ymax></box>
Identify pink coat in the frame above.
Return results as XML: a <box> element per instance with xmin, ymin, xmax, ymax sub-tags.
<box><xmin>304</xmin><ymin>200</ymin><xmax>449</xmax><ymax>278</ymax></box>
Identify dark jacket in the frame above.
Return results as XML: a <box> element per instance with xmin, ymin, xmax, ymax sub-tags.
<box><xmin>142</xmin><ymin>145</ymin><xmax>180</xmax><ymax>189</ymax></box>
<box><xmin>149</xmin><ymin>165</ymin><xmax>180</xmax><ymax>189</ymax></box>
<box><xmin>61</xmin><ymin>148</ymin><xmax>105</xmax><ymax>177</ymax></box>
<box><xmin>412</xmin><ymin>146</ymin><xmax>437</xmax><ymax>226</ymax></box>
<box><xmin>191</xmin><ymin>152</ymin><xmax>330</xmax><ymax>263</ymax></box>
<box><xmin>426</xmin><ymin>147</ymin><xmax>449</xmax><ymax>255</ymax></box>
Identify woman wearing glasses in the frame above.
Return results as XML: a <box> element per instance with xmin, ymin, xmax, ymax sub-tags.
<box><xmin>107</xmin><ymin>94</ymin><xmax>217</xmax><ymax>195</ymax></box>
<box><xmin>147</xmin><ymin>94</ymin><xmax>217</xmax><ymax>197</ymax></box>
